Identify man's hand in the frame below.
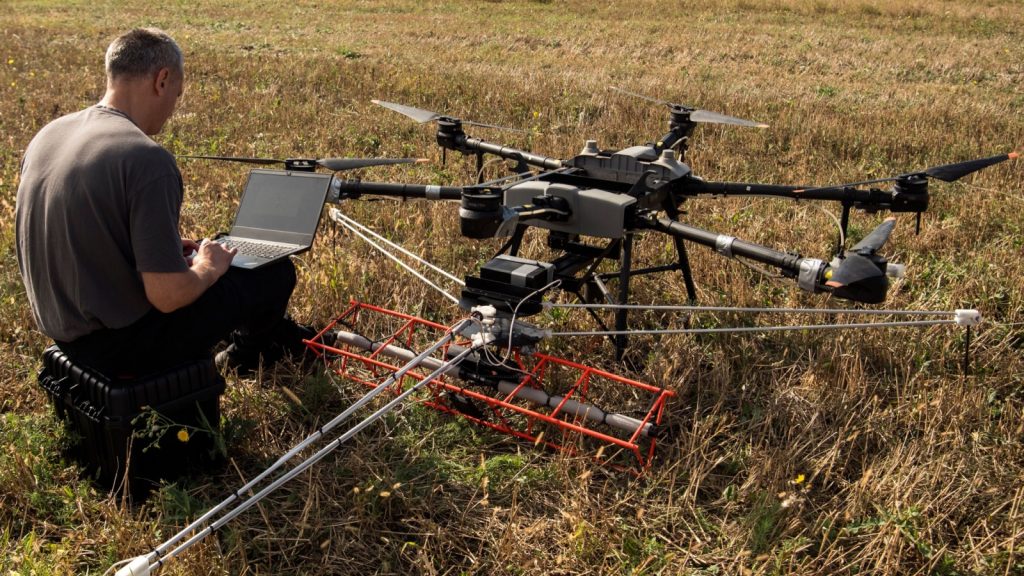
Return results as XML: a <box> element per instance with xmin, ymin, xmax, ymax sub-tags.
<box><xmin>192</xmin><ymin>238</ymin><xmax>236</xmax><ymax>276</ymax></box>
<box><xmin>142</xmin><ymin>239</ymin><xmax>238</xmax><ymax>313</ymax></box>
<box><xmin>182</xmin><ymin>238</ymin><xmax>201</xmax><ymax>266</ymax></box>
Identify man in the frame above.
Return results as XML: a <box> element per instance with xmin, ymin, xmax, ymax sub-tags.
<box><xmin>16</xmin><ymin>28</ymin><xmax>312</xmax><ymax>376</ymax></box>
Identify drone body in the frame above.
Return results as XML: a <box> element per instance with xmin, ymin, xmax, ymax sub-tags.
<box><xmin>183</xmin><ymin>93</ymin><xmax>1017</xmax><ymax>356</ymax></box>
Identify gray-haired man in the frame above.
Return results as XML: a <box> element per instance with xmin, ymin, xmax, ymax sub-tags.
<box><xmin>16</xmin><ymin>28</ymin><xmax>311</xmax><ymax>376</ymax></box>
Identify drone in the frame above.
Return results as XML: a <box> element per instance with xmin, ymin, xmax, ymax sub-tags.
<box><xmin>185</xmin><ymin>88</ymin><xmax>1015</xmax><ymax>357</ymax></box>
<box><xmin>114</xmin><ymin>90</ymin><xmax>1013</xmax><ymax>575</ymax></box>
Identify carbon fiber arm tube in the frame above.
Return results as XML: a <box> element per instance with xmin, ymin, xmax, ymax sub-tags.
<box><xmin>641</xmin><ymin>215</ymin><xmax>826</xmax><ymax>291</ymax></box>
<box><xmin>461</xmin><ymin>137</ymin><xmax>566</xmax><ymax>170</ymax></box>
<box><xmin>331</xmin><ymin>179</ymin><xmax>464</xmax><ymax>202</ymax></box>
<box><xmin>676</xmin><ymin>178</ymin><xmax>900</xmax><ymax>205</ymax></box>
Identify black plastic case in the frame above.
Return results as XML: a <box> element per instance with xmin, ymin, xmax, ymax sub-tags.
<box><xmin>37</xmin><ymin>346</ymin><xmax>225</xmax><ymax>494</ymax></box>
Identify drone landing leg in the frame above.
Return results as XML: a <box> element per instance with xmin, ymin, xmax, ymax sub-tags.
<box><xmin>664</xmin><ymin>203</ymin><xmax>697</xmax><ymax>302</ymax></box>
<box><xmin>571</xmin><ymin>289</ymin><xmax>615</xmax><ymax>337</ymax></box>
<box><xmin>615</xmin><ymin>234</ymin><xmax>634</xmax><ymax>361</ymax></box>
<box><xmin>495</xmin><ymin>225</ymin><xmax>527</xmax><ymax>257</ymax></box>
<box><xmin>837</xmin><ymin>202</ymin><xmax>852</xmax><ymax>257</ymax></box>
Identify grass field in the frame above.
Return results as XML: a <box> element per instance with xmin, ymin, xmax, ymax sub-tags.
<box><xmin>2</xmin><ymin>1</ymin><xmax>1024</xmax><ymax>574</ymax></box>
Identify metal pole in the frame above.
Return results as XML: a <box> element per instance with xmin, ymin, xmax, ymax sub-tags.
<box><xmin>115</xmin><ymin>319</ymin><xmax>475</xmax><ymax>576</ymax></box>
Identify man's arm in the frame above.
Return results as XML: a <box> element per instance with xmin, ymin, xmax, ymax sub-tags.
<box><xmin>142</xmin><ymin>239</ymin><xmax>236</xmax><ymax>313</ymax></box>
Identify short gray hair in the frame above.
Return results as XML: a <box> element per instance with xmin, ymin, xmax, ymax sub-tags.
<box><xmin>105</xmin><ymin>28</ymin><xmax>183</xmax><ymax>80</ymax></box>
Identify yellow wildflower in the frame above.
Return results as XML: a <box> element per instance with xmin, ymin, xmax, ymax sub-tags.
<box><xmin>793</xmin><ymin>473</ymin><xmax>806</xmax><ymax>485</ymax></box>
<box><xmin>176</xmin><ymin>428</ymin><xmax>190</xmax><ymax>443</ymax></box>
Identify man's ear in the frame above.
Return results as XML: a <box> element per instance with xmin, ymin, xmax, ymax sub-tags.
<box><xmin>154</xmin><ymin>67</ymin><xmax>171</xmax><ymax>95</ymax></box>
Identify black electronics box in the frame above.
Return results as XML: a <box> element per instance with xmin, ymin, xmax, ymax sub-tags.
<box><xmin>36</xmin><ymin>346</ymin><xmax>225</xmax><ymax>494</ymax></box>
<box><xmin>479</xmin><ymin>255</ymin><xmax>554</xmax><ymax>289</ymax></box>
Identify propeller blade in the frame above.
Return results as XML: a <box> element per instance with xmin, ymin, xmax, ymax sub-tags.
<box><xmin>372</xmin><ymin>99</ymin><xmax>441</xmax><ymax>123</ymax></box>
<box><xmin>849</xmin><ymin>217</ymin><xmax>896</xmax><ymax>255</ymax></box>
<box><xmin>317</xmin><ymin>157</ymin><xmax>428</xmax><ymax>171</ymax></box>
<box><xmin>826</xmin><ymin>253</ymin><xmax>888</xmax><ymax>304</ymax></box>
<box><xmin>611</xmin><ymin>86</ymin><xmax>767</xmax><ymax>128</ymax></box>
<box><xmin>923</xmin><ymin>151</ymin><xmax>1019</xmax><ymax>182</ymax></box>
<box><xmin>795</xmin><ymin>150</ymin><xmax>1019</xmax><ymax>193</ymax></box>
<box><xmin>373</xmin><ymin>99</ymin><xmax>525</xmax><ymax>133</ymax></box>
<box><xmin>690</xmin><ymin>109</ymin><xmax>769</xmax><ymax>128</ymax></box>
<box><xmin>462</xmin><ymin>119</ymin><xmax>528</xmax><ymax>134</ymax></box>
<box><xmin>178</xmin><ymin>155</ymin><xmax>283</xmax><ymax>165</ymax></box>
<box><xmin>609</xmin><ymin>86</ymin><xmax>670</xmax><ymax>107</ymax></box>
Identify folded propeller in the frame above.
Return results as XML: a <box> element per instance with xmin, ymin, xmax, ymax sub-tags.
<box><xmin>178</xmin><ymin>155</ymin><xmax>427</xmax><ymax>172</ymax></box>
<box><xmin>372</xmin><ymin>99</ymin><xmax>526</xmax><ymax>133</ymax></box>
<box><xmin>610</xmin><ymin>86</ymin><xmax>769</xmax><ymax>129</ymax></box>
<box><xmin>827</xmin><ymin>217</ymin><xmax>898</xmax><ymax>304</ymax></box>
<box><xmin>796</xmin><ymin>151</ymin><xmax>1020</xmax><ymax>193</ymax></box>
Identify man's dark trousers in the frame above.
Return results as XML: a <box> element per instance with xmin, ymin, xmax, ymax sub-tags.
<box><xmin>56</xmin><ymin>259</ymin><xmax>297</xmax><ymax>376</ymax></box>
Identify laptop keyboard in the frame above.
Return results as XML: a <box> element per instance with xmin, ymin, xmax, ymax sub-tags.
<box><xmin>218</xmin><ymin>238</ymin><xmax>294</xmax><ymax>260</ymax></box>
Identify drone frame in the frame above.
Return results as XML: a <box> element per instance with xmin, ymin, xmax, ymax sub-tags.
<box><xmin>322</xmin><ymin>100</ymin><xmax>1016</xmax><ymax>357</ymax></box>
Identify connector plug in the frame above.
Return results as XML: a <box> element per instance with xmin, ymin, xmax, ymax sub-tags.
<box><xmin>954</xmin><ymin>309</ymin><xmax>982</xmax><ymax>327</ymax></box>
<box><xmin>468</xmin><ymin>305</ymin><xmax>499</xmax><ymax>347</ymax></box>
<box><xmin>114</xmin><ymin>556</ymin><xmax>151</xmax><ymax>576</ymax></box>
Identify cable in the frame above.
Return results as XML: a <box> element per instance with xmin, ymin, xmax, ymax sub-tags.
<box><xmin>476</xmin><ymin>156</ymin><xmax>504</xmax><ymax>183</ymax></box>
<box><xmin>330</xmin><ymin>209</ymin><xmax>461</xmax><ymax>305</ymax></box>
<box><xmin>814</xmin><ymin>204</ymin><xmax>845</xmax><ymax>250</ymax></box>
<box><xmin>497</xmin><ymin>279</ymin><xmax>562</xmax><ymax>367</ymax></box>
<box><xmin>549</xmin><ymin>318</ymin><xmax>962</xmax><ymax>337</ymax></box>
<box><xmin>544</xmin><ymin>302</ymin><xmax>961</xmax><ymax>317</ymax></box>
<box><xmin>733</xmin><ymin>257</ymin><xmax>785</xmax><ymax>280</ymax></box>
<box><xmin>331</xmin><ymin>209</ymin><xmax>465</xmax><ymax>286</ymax></box>
<box><xmin>103</xmin><ymin>559</ymin><xmax>132</xmax><ymax>576</ymax></box>
<box><xmin>473</xmin><ymin>165</ymin><xmax>574</xmax><ymax>189</ymax></box>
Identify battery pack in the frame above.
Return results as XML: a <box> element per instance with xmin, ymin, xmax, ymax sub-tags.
<box><xmin>478</xmin><ymin>255</ymin><xmax>554</xmax><ymax>289</ymax></box>
<box><xmin>37</xmin><ymin>346</ymin><xmax>225</xmax><ymax>495</ymax></box>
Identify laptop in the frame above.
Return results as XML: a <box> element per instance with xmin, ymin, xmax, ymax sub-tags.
<box><xmin>215</xmin><ymin>169</ymin><xmax>333</xmax><ymax>269</ymax></box>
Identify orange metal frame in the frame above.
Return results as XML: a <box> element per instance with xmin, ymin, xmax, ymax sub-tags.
<box><xmin>306</xmin><ymin>301</ymin><xmax>675</xmax><ymax>470</ymax></box>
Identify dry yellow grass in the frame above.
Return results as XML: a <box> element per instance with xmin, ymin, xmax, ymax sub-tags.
<box><xmin>1</xmin><ymin>1</ymin><xmax>1023</xmax><ymax>574</ymax></box>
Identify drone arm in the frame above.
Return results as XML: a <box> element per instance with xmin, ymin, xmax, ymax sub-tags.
<box><xmin>681</xmin><ymin>179</ymin><xmax>844</xmax><ymax>200</ymax></box>
<box><xmin>643</xmin><ymin>215</ymin><xmax>807</xmax><ymax>271</ymax></box>
<box><xmin>640</xmin><ymin>215</ymin><xmax>828</xmax><ymax>294</ymax></box>
<box><xmin>679</xmin><ymin>178</ymin><xmax>928</xmax><ymax>214</ymax></box>
<box><xmin>654</xmin><ymin>128</ymin><xmax>688</xmax><ymax>154</ymax></box>
<box><xmin>330</xmin><ymin>179</ymin><xmax>463</xmax><ymax>202</ymax></box>
<box><xmin>641</xmin><ymin>214</ymin><xmax>899</xmax><ymax>304</ymax></box>
<box><xmin>456</xmin><ymin>136</ymin><xmax>566</xmax><ymax>170</ymax></box>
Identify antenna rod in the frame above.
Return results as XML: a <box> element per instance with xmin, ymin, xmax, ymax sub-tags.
<box><xmin>113</xmin><ymin>319</ymin><xmax>476</xmax><ymax>576</ymax></box>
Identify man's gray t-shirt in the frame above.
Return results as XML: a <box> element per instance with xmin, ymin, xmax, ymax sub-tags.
<box><xmin>16</xmin><ymin>105</ymin><xmax>188</xmax><ymax>342</ymax></box>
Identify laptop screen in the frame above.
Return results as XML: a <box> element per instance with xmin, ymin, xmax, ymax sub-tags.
<box><xmin>233</xmin><ymin>170</ymin><xmax>333</xmax><ymax>236</ymax></box>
